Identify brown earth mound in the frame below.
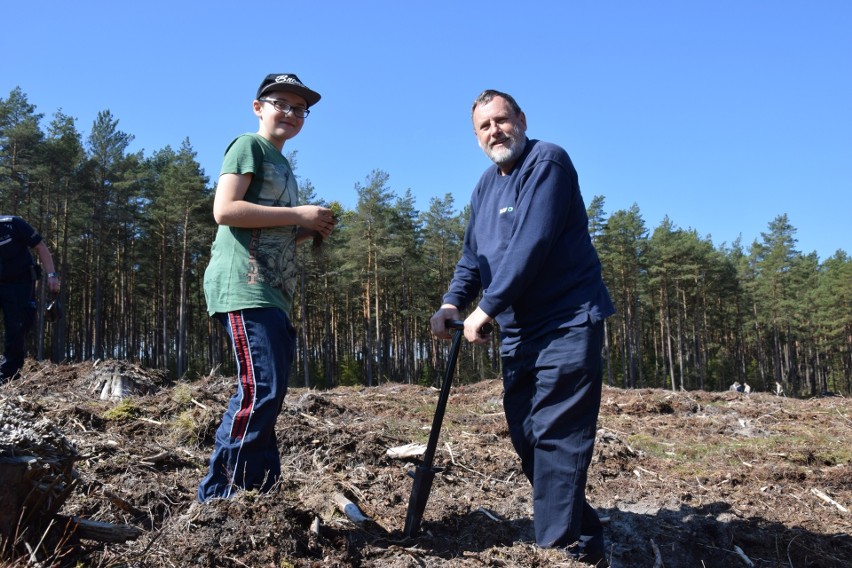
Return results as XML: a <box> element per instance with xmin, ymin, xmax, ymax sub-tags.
<box><xmin>1</xmin><ymin>359</ymin><xmax>850</xmax><ymax>567</ymax></box>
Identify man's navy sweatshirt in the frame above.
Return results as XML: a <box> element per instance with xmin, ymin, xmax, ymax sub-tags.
<box><xmin>443</xmin><ymin>139</ymin><xmax>614</xmax><ymax>351</ymax></box>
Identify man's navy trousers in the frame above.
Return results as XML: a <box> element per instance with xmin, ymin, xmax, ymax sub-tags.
<box><xmin>501</xmin><ymin>319</ymin><xmax>605</xmax><ymax>551</ymax></box>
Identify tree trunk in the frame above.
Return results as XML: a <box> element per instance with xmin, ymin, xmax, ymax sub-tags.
<box><xmin>161</xmin><ymin>230</ymin><xmax>169</xmax><ymax>371</ymax></box>
<box><xmin>177</xmin><ymin>210</ymin><xmax>190</xmax><ymax>377</ymax></box>
<box><xmin>300</xmin><ymin>264</ymin><xmax>310</xmax><ymax>388</ymax></box>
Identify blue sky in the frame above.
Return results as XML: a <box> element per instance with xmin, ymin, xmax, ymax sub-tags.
<box><xmin>4</xmin><ymin>0</ymin><xmax>850</xmax><ymax>261</ymax></box>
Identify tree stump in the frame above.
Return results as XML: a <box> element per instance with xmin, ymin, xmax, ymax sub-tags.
<box><xmin>85</xmin><ymin>360</ymin><xmax>161</xmax><ymax>400</ymax></box>
<box><xmin>0</xmin><ymin>397</ymin><xmax>77</xmax><ymax>557</ymax></box>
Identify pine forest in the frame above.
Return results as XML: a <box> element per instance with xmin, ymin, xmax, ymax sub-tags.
<box><xmin>2</xmin><ymin>87</ymin><xmax>850</xmax><ymax>397</ymax></box>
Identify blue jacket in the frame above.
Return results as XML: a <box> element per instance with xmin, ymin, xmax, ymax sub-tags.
<box><xmin>444</xmin><ymin>139</ymin><xmax>614</xmax><ymax>350</ymax></box>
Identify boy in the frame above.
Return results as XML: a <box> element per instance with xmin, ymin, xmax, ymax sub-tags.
<box><xmin>198</xmin><ymin>73</ymin><xmax>336</xmax><ymax>502</ymax></box>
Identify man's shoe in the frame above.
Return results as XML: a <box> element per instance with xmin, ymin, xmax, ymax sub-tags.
<box><xmin>576</xmin><ymin>549</ymin><xmax>609</xmax><ymax>567</ymax></box>
<box><xmin>564</xmin><ymin>544</ymin><xmax>609</xmax><ymax>567</ymax></box>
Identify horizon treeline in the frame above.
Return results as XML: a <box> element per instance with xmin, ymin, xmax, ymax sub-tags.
<box><xmin>2</xmin><ymin>87</ymin><xmax>850</xmax><ymax>396</ymax></box>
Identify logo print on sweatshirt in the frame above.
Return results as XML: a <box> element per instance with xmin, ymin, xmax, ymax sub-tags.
<box><xmin>499</xmin><ymin>206</ymin><xmax>514</xmax><ymax>215</ymax></box>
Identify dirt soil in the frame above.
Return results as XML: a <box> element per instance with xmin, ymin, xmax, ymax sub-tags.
<box><xmin>2</xmin><ymin>359</ymin><xmax>851</xmax><ymax>567</ymax></box>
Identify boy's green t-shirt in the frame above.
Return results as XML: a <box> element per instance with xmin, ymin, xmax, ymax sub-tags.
<box><xmin>203</xmin><ymin>133</ymin><xmax>299</xmax><ymax>316</ymax></box>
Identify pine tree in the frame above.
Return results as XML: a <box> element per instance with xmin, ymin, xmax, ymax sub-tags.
<box><xmin>598</xmin><ymin>204</ymin><xmax>647</xmax><ymax>388</ymax></box>
<box><xmin>0</xmin><ymin>87</ymin><xmax>45</xmax><ymax>215</ymax></box>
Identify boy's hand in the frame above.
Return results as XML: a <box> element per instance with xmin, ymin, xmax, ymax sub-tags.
<box><xmin>298</xmin><ymin>205</ymin><xmax>337</xmax><ymax>239</ymax></box>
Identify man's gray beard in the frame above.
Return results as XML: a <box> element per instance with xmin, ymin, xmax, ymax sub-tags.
<box><xmin>485</xmin><ymin>126</ymin><xmax>526</xmax><ymax>166</ymax></box>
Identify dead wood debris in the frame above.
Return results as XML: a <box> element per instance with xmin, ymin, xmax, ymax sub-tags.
<box><xmin>2</xmin><ymin>362</ymin><xmax>852</xmax><ymax>567</ymax></box>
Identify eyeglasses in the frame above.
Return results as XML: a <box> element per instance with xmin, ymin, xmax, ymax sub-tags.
<box><xmin>259</xmin><ymin>98</ymin><xmax>310</xmax><ymax>118</ymax></box>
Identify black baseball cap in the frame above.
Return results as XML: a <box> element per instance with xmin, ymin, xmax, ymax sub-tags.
<box><xmin>256</xmin><ymin>73</ymin><xmax>321</xmax><ymax>107</ymax></box>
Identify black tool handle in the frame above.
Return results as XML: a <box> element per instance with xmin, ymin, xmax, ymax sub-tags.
<box><xmin>421</xmin><ymin>329</ymin><xmax>462</xmax><ymax>465</ymax></box>
<box><xmin>421</xmin><ymin>320</ymin><xmax>492</xmax><ymax>464</ymax></box>
<box><xmin>421</xmin><ymin>319</ymin><xmax>493</xmax><ymax>466</ymax></box>
<box><xmin>446</xmin><ymin>319</ymin><xmax>494</xmax><ymax>335</ymax></box>
<box><xmin>403</xmin><ymin>319</ymin><xmax>493</xmax><ymax>537</ymax></box>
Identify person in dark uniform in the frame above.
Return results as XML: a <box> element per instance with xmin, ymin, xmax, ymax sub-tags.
<box><xmin>430</xmin><ymin>90</ymin><xmax>614</xmax><ymax>566</ymax></box>
<box><xmin>0</xmin><ymin>215</ymin><xmax>60</xmax><ymax>382</ymax></box>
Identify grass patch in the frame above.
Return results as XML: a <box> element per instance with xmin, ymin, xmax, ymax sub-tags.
<box><xmin>170</xmin><ymin>409</ymin><xmax>203</xmax><ymax>446</ymax></box>
<box><xmin>170</xmin><ymin>382</ymin><xmax>193</xmax><ymax>406</ymax></box>
<box><xmin>103</xmin><ymin>398</ymin><xmax>139</xmax><ymax>421</ymax></box>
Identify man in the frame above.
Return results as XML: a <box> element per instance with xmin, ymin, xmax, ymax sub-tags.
<box><xmin>197</xmin><ymin>73</ymin><xmax>337</xmax><ymax>502</ymax></box>
<box><xmin>0</xmin><ymin>215</ymin><xmax>60</xmax><ymax>382</ymax></box>
<box><xmin>430</xmin><ymin>90</ymin><xmax>614</xmax><ymax>566</ymax></box>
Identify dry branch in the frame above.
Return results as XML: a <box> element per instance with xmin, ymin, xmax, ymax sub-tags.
<box><xmin>811</xmin><ymin>488</ymin><xmax>849</xmax><ymax>513</ymax></box>
<box><xmin>635</xmin><ymin>466</ymin><xmax>664</xmax><ymax>481</ymax></box>
<box><xmin>386</xmin><ymin>443</ymin><xmax>426</xmax><ymax>459</ymax></box>
<box><xmin>733</xmin><ymin>545</ymin><xmax>755</xmax><ymax>567</ymax></box>
<box><xmin>475</xmin><ymin>507</ymin><xmax>503</xmax><ymax>522</ymax></box>
<box><xmin>138</xmin><ymin>417</ymin><xmax>162</xmax><ymax>426</ymax></box>
<box><xmin>63</xmin><ymin>516</ymin><xmax>142</xmax><ymax>543</ymax></box>
<box><xmin>332</xmin><ymin>493</ymin><xmax>371</xmax><ymax>524</ymax></box>
<box><xmin>140</xmin><ymin>451</ymin><xmax>170</xmax><ymax>465</ymax></box>
<box><xmin>650</xmin><ymin>538</ymin><xmax>663</xmax><ymax>568</ymax></box>
<box><xmin>103</xmin><ymin>490</ymin><xmax>145</xmax><ymax>518</ymax></box>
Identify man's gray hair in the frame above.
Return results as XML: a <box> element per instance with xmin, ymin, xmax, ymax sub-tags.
<box><xmin>471</xmin><ymin>90</ymin><xmax>522</xmax><ymax>118</ymax></box>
